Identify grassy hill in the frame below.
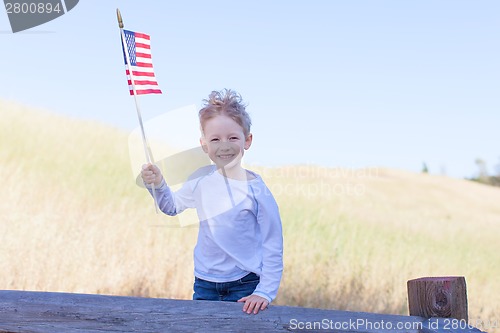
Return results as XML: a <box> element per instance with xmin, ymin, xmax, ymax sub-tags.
<box><xmin>1</xmin><ymin>100</ymin><xmax>499</xmax><ymax>328</ymax></box>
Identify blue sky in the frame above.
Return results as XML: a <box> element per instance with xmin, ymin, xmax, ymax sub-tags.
<box><xmin>1</xmin><ymin>0</ymin><xmax>499</xmax><ymax>179</ymax></box>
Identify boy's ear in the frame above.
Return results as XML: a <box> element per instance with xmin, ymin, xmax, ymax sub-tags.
<box><xmin>200</xmin><ymin>138</ymin><xmax>208</xmax><ymax>153</ymax></box>
<box><xmin>244</xmin><ymin>133</ymin><xmax>253</xmax><ymax>150</ymax></box>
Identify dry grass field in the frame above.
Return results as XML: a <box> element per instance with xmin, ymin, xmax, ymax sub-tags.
<box><xmin>1</xmin><ymin>101</ymin><xmax>499</xmax><ymax>331</ymax></box>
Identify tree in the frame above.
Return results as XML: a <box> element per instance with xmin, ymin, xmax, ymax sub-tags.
<box><xmin>471</xmin><ymin>157</ymin><xmax>500</xmax><ymax>187</ymax></box>
<box><xmin>475</xmin><ymin>158</ymin><xmax>489</xmax><ymax>183</ymax></box>
<box><xmin>422</xmin><ymin>162</ymin><xmax>429</xmax><ymax>174</ymax></box>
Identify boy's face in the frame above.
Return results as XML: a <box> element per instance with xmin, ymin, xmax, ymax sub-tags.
<box><xmin>200</xmin><ymin>115</ymin><xmax>252</xmax><ymax>169</ymax></box>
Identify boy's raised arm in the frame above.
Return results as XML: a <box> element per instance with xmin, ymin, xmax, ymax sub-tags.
<box><xmin>141</xmin><ymin>164</ymin><xmax>196</xmax><ymax>216</ymax></box>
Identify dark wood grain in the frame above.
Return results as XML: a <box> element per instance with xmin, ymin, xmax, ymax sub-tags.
<box><xmin>408</xmin><ymin>277</ymin><xmax>468</xmax><ymax>321</ymax></box>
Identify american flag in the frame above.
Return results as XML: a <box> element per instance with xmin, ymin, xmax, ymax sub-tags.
<box><xmin>122</xmin><ymin>30</ymin><xmax>162</xmax><ymax>95</ymax></box>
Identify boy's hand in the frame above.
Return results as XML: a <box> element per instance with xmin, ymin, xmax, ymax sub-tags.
<box><xmin>237</xmin><ymin>295</ymin><xmax>269</xmax><ymax>315</ymax></box>
<box><xmin>141</xmin><ymin>164</ymin><xmax>163</xmax><ymax>187</ymax></box>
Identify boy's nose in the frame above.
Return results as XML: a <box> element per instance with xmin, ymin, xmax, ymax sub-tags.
<box><xmin>217</xmin><ymin>142</ymin><xmax>240</xmax><ymax>153</ymax></box>
<box><xmin>218</xmin><ymin>142</ymin><xmax>232</xmax><ymax>151</ymax></box>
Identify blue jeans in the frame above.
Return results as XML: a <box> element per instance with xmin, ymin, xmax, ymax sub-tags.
<box><xmin>193</xmin><ymin>272</ymin><xmax>260</xmax><ymax>302</ymax></box>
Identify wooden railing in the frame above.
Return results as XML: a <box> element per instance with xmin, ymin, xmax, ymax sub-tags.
<box><xmin>0</xmin><ymin>276</ymin><xmax>485</xmax><ymax>332</ymax></box>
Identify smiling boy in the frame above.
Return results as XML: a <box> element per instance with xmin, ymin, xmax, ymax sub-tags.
<box><xmin>141</xmin><ymin>89</ymin><xmax>283</xmax><ymax>314</ymax></box>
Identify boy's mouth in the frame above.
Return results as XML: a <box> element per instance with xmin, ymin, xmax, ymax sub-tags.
<box><xmin>217</xmin><ymin>154</ymin><xmax>235</xmax><ymax>160</ymax></box>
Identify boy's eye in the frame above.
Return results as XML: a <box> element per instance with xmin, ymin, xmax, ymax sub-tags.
<box><xmin>229</xmin><ymin>137</ymin><xmax>239</xmax><ymax>141</ymax></box>
<box><xmin>210</xmin><ymin>138</ymin><xmax>219</xmax><ymax>142</ymax></box>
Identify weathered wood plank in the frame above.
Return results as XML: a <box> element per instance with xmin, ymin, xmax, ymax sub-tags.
<box><xmin>0</xmin><ymin>291</ymin><xmax>484</xmax><ymax>333</ymax></box>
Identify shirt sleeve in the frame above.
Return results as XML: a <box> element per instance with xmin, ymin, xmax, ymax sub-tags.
<box><xmin>251</xmin><ymin>183</ymin><xmax>284</xmax><ymax>303</ymax></box>
<box><xmin>146</xmin><ymin>179</ymin><xmax>195</xmax><ymax>216</ymax></box>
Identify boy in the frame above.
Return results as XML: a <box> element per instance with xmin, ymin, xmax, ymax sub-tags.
<box><xmin>141</xmin><ymin>89</ymin><xmax>283</xmax><ymax>315</ymax></box>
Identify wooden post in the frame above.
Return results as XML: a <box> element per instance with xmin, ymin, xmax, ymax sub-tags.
<box><xmin>408</xmin><ymin>276</ymin><xmax>468</xmax><ymax>321</ymax></box>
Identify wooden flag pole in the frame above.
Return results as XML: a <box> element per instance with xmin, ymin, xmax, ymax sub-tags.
<box><xmin>117</xmin><ymin>8</ymin><xmax>159</xmax><ymax>213</ymax></box>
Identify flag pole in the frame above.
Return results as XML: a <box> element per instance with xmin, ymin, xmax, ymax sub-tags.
<box><xmin>117</xmin><ymin>8</ymin><xmax>159</xmax><ymax>213</ymax></box>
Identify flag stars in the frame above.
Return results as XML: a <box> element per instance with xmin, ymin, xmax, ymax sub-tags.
<box><xmin>124</xmin><ymin>31</ymin><xmax>137</xmax><ymax>65</ymax></box>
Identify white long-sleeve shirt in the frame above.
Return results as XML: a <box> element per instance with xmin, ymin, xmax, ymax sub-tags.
<box><xmin>148</xmin><ymin>166</ymin><xmax>283</xmax><ymax>303</ymax></box>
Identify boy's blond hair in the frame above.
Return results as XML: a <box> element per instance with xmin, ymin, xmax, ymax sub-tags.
<box><xmin>199</xmin><ymin>89</ymin><xmax>252</xmax><ymax>137</ymax></box>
